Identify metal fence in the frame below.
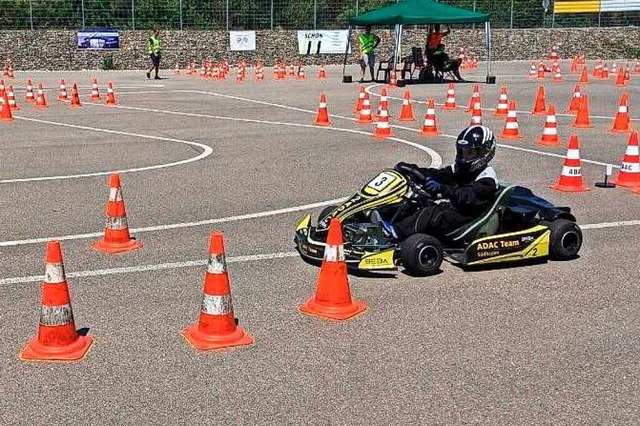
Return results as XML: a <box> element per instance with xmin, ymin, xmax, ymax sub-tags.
<box><xmin>1</xmin><ymin>0</ymin><xmax>640</xmax><ymax>30</ymax></box>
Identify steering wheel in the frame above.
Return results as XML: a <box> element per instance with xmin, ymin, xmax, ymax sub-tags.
<box><xmin>396</xmin><ymin>164</ymin><xmax>427</xmax><ymax>183</ymax></box>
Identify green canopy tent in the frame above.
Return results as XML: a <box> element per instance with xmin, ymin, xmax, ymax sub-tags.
<box><xmin>344</xmin><ymin>0</ymin><xmax>493</xmax><ymax>83</ymax></box>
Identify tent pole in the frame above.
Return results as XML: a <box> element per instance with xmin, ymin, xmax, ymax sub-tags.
<box><xmin>485</xmin><ymin>21</ymin><xmax>492</xmax><ymax>81</ymax></box>
<box><xmin>343</xmin><ymin>25</ymin><xmax>353</xmax><ymax>77</ymax></box>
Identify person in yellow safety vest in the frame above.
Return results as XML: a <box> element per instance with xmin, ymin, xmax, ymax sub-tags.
<box><xmin>358</xmin><ymin>25</ymin><xmax>380</xmax><ymax>83</ymax></box>
<box><xmin>146</xmin><ymin>28</ymin><xmax>161</xmax><ymax>80</ymax></box>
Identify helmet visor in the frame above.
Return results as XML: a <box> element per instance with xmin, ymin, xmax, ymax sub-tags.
<box><xmin>459</xmin><ymin>145</ymin><xmax>482</xmax><ymax>161</ymax></box>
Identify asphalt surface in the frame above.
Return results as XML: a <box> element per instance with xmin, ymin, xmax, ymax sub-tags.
<box><xmin>1</xmin><ymin>61</ymin><xmax>639</xmax><ymax>425</ymax></box>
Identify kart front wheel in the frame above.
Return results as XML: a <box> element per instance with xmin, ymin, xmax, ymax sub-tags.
<box><xmin>400</xmin><ymin>234</ymin><xmax>443</xmax><ymax>276</ymax></box>
<box><xmin>544</xmin><ymin>219</ymin><xmax>583</xmax><ymax>260</ymax></box>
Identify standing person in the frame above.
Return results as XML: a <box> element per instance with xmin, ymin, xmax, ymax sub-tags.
<box><xmin>358</xmin><ymin>25</ymin><xmax>380</xmax><ymax>83</ymax></box>
<box><xmin>146</xmin><ymin>28</ymin><xmax>161</xmax><ymax>80</ymax></box>
<box><xmin>426</xmin><ymin>24</ymin><xmax>450</xmax><ymax>53</ymax></box>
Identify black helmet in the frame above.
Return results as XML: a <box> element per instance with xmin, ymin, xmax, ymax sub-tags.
<box><xmin>455</xmin><ymin>125</ymin><xmax>496</xmax><ymax>173</ymax></box>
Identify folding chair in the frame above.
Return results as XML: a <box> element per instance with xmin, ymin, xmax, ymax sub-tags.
<box><xmin>375</xmin><ymin>58</ymin><xmax>393</xmax><ymax>82</ymax></box>
<box><xmin>410</xmin><ymin>47</ymin><xmax>426</xmax><ymax>80</ymax></box>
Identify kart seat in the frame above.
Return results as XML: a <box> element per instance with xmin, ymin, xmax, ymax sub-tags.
<box><xmin>446</xmin><ymin>185</ymin><xmax>517</xmax><ymax>242</ymax></box>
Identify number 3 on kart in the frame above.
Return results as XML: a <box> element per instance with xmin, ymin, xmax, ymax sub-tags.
<box><xmin>367</xmin><ymin>172</ymin><xmax>395</xmax><ymax>192</ymax></box>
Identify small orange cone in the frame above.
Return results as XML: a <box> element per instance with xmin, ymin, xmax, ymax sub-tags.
<box><xmin>593</xmin><ymin>61</ymin><xmax>602</xmax><ymax>79</ymax></box>
<box><xmin>611</xmin><ymin>93</ymin><xmax>631</xmax><ymax>133</ymax></box>
<box><xmin>602</xmin><ymin>63</ymin><xmax>610</xmax><ymax>79</ymax></box>
<box><xmin>6</xmin><ymin>85</ymin><xmax>19</xmax><ymax>110</ymax></box>
<box><xmin>611</xmin><ymin>62</ymin><xmax>618</xmax><ymax>75</ymax></box>
<box><xmin>0</xmin><ymin>90</ymin><xmax>15</xmax><ymax>122</ymax></box>
<box><xmin>34</xmin><ymin>83</ymin><xmax>48</xmax><ymax>109</ymax></box>
<box><xmin>500</xmin><ymin>100</ymin><xmax>523</xmax><ymax>139</ymax></box>
<box><xmin>90</xmin><ymin>78</ymin><xmax>101</xmax><ymax>100</ymax></box>
<box><xmin>373</xmin><ymin>107</ymin><xmax>394</xmax><ymax>138</ymax></box>
<box><xmin>70</xmin><ymin>83</ymin><xmax>81</xmax><ymax>107</ymax></box>
<box><xmin>570</xmin><ymin>58</ymin><xmax>578</xmax><ymax>74</ymax></box>
<box><xmin>388</xmin><ymin>70</ymin><xmax>397</xmax><ymax>88</ymax></box>
<box><xmin>466</xmin><ymin>84</ymin><xmax>480</xmax><ymax>112</ymax></box>
<box><xmin>528</xmin><ymin>61</ymin><xmax>537</xmax><ymax>79</ymax></box>
<box><xmin>579</xmin><ymin>66</ymin><xmax>589</xmax><ymax>84</ymax></box>
<box><xmin>173</xmin><ymin>62</ymin><xmax>180</xmax><ymax>75</ymax></box>
<box><xmin>299</xmin><ymin>218</ymin><xmax>367</xmax><ymax>321</ymax></box>
<box><xmin>105</xmin><ymin>82</ymin><xmax>117</xmax><ymax>106</ymax></box>
<box><xmin>182</xmin><ymin>231</ymin><xmax>254</xmax><ymax>351</ymax></box>
<box><xmin>92</xmin><ymin>174</ymin><xmax>143</xmax><ymax>254</ymax></box>
<box><xmin>537</xmin><ymin>105</ymin><xmax>562</xmax><ymax>147</ymax></box>
<box><xmin>25</xmin><ymin>79</ymin><xmax>35</xmax><ymax>103</ymax></box>
<box><xmin>443</xmin><ymin>83</ymin><xmax>457</xmax><ymax>110</ymax></box>
<box><xmin>421</xmin><ymin>99</ymin><xmax>440</xmax><ymax>136</ymax></box>
<box><xmin>553</xmin><ymin>66</ymin><xmax>563</xmax><ymax>83</ymax></box>
<box><xmin>356</xmin><ymin>93</ymin><xmax>374</xmax><ymax>123</ymax></box>
<box><xmin>318</xmin><ymin>64</ymin><xmax>327</xmax><ymax>79</ymax></box>
<box><xmin>469</xmin><ymin>100</ymin><xmax>482</xmax><ymax>125</ymax></box>
<box><xmin>532</xmin><ymin>86</ymin><xmax>547</xmax><ymax>115</ymax></box>
<box><xmin>313</xmin><ymin>94</ymin><xmax>332</xmax><ymax>126</ymax></box>
<box><xmin>611</xmin><ymin>131</ymin><xmax>640</xmax><ymax>188</ymax></box>
<box><xmin>398</xmin><ymin>90</ymin><xmax>416</xmax><ymax>121</ymax></box>
<box><xmin>537</xmin><ymin>62</ymin><xmax>546</xmax><ymax>80</ymax></box>
<box><xmin>550</xmin><ymin>135</ymin><xmax>590</xmax><ymax>192</ymax></box>
<box><xmin>297</xmin><ymin>63</ymin><xmax>306</xmax><ymax>80</ymax></box>
<box><xmin>566</xmin><ymin>84</ymin><xmax>581</xmax><ymax>114</ymax></box>
<box><xmin>573</xmin><ymin>94</ymin><xmax>593</xmax><ymax>128</ymax></box>
<box><xmin>58</xmin><ymin>79</ymin><xmax>68</xmax><ymax>101</ymax></box>
<box><xmin>494</xmin><ymin>86</ymin><xmax>509</xmax><ymax>116</ymax></box>
<box><xmin>624</xmin><ymin>69</ymin><xmax>631</xmax><ymax>84</ymax></box>
<box><xmin>354</xmin><ymin>86</ymin><xmax>365</xmax><ymax>113</ymax></box>
<box><xmin>20</xmin><ymin>241</ymin><xmax>94</xmax><ymax>361</ymax></box>
<box><xmin>615</xmin><ymin>67</ymin><xmax>626</xmax><ymax>87</ymax></box>
<box><xmin>375</xmin><ymin>88</ymin><xmax>392</xmax><ymax>119</ymax></box>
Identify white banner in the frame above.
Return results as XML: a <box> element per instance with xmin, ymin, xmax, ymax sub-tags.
<box><xmin>229</xmin><ymin>31</ymin><xmax>256</xmax><ymax>51</ymax></box>
<box><xmin>601</xmin><ymin>0</ymin><xmax>640</xmax><ymax>12</ymax></box>
<box><xmin>297</xmin><ymin>30</ymin><xmax>350</xmax><ymax>55</ymax></box>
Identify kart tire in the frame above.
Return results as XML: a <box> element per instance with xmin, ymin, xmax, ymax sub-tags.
<box><xmin>400</xmin><ymin>234</ymin><xmax>443</xmax><ymax>276</ymax></box>
<box><xmin>543</xmin><ymin>219</ymin><xmax>583</xmax><ymax>261</ymax></box>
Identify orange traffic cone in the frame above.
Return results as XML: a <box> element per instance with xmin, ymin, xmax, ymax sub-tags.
<box><xmin>356</xmin><ymin>93</ymin><xmax>373</xmax><ymax>123</ymax></box>
<box><xmin>567</xmin><ymin>84</ymin><xmax>581</xmax><ymax>114</ymax></box>
<box><xmin>466</xmin><ymin>84</ymin><xmax>480</xmax><ymax>112</ymax></box>
<box><xmin>398</xmin><ymin>90</ymin><xmax>416</xmax><ymax>121</ymax></box>
<box><xmin>537</xmin><ymin>105</ymin><xmax>562</xmax><ymax>147</ymax></box>
<box><xmin>611</xmin><ymin>131</ymin><xmax>640</xmax><ymax>188</ymax></box>
<box><xmin>375</xmin><ymin>88</ymin><xmax>392</xmax><ymax>118</ymax></box>
<box><xmin>500</xmin><ymin>100</ymin><xmax>523</xmax><ymax>139</ymax></box>
<box><xmin>469</xmin><ymin>100</ymin><xmax>482</xmax><ymax>125</ymax></box>
<box><xmin>579</xmin><ymin>66</ymin><xmax>589</xmax><ymax>84</ymax></box>
<box><xmin>602</xmin><ymin>63</ymin><xmax>610</xmax><ymax>79</ymax></box>
<box><xmin>90</xmin><ymin>78</ymin><xmax>101</xmax><ymax>100</ymax></box>
<box><xmin>624</xmin><ymin>69</ymin><xmax>631</xmax><ymax>84</ymax></box>
<box><xmin>105</xmin><ymin>82</ymin><xmax>117</xmax><ymax>106</ymax></box>
<box><xmin>92</xmin><ymin>174</ymin><xmax>143</xmax><ymax>253</ymax></box>
<box><xmin>537</xmin><ymin>62</ymin><xmax>546</xmax><ymax>80</ymax></box>
<box><xmin>34</xmin><ymin>83</ymin><xmax>48</xmax><ymax>109</ymax></box>
<box><xmin>299</xmin><ymin>218</ymin><xmax>367</xmax><ymax>320</ymax></box>
<box><xmin>0</xmin><ymin>90</ymin><xmax>15</xmax><ymax>122</ymax></box>
<box><xmin>6</xmin><ymin>85</ymin><xmax>19</xmax><ymax>110</ymax></box>
<box><xmin>354</xmin><ymin>86</ymin><xmax>365</xmax><ymax>112</ymax></box>
<box><xmin>25</xmin><ymin>79</ymin><xmax>35</xmax><ymax>103</ymax></box>
<box><xmin>182</xmin><ymin>231</ymin><xmax>254</xmax><ymax>350</ymax></box>
<box><xmin>550</xmin><ymin>135</ymin><xmax>590</xmax><ymax>192</ymax></box>
<box><xmin>573</xmin><ymin>94</ymin><xmax>593</xmax><ymax>128</ymax></box>
<box><xmin>388</xmin><ymin>70</ymin><xmax>397</xmax><ymax>88</ymax></box>
<box><xmin>373</xmin><ymin>107</ymin><xmax>393</xmax><ymax>138</ymax></box>
<box><xmin>553</xmin><ymin>66</ymin><xmax>563</xmax><ymax>83</ymax></box>
<box><xmin>173</xmin><ymin>62</ymin><xmax>180</xmax><ymax>75</ymax></box>
<box><xmin>494</xmin><ymin>86</ymin><xmax>509</xmax><ymax>116</ymax></box>
<box><xmin>313</xmin><ymin>94</ymin><xmax>332</xmax><ymax>126</ymax></box>
<box><xmin>528</xmin><ymin>61</ymin><xmax>537</xmax><ymax>79</ymax></box>
<box><xmin>615</xmin><ymin>67</ymin><xmax>626</xmax><ymax>87</ymax></box>
<box><xmin>532</xmin><ymin>86</ymin><xmax>546</xmax><ymax>115</ymax></box>
<box><xmin>593</xmin><ymin>61</ymin><xmax>602</xmax><ymax>78</ymax></box>
<box><xmin>318</xmin><ymin>64</ymin><xmax>327</xmax><ymax>79</ymax></box>
<box><xmin>443</xmin><ymin>83</ymin><xmax>457</xmax><ymax>110</ymax></box>
<box><xmin>421</xmin><ymin>99</ymin><xmax>440</xmax><ymax>136</ymax></box>
<box><xmin>297</xmin><ymin>63</ymin><xmax>306</xmax><ymax>80</ymax></box>
<box><xmin>570</xmin><ymin>58</ymin><xmax>578</xmax><ymax>74</ymax></box>
<box><xmin>611</xmin><ymin>93</ymin><xmax>631</xmax><ymax>133</ymax></box>
<box><xmin>58</xmin><ymin>79</ymin><xmax>68</xmax><ymax>101</ymax></box>
<box><xmin>20</xmin><ymin>241</ymin><xmax>94</xmax><ymax>361</ymax></box>
<box><xmin>612</xmin><ymin>62</ymin><xmax>618</xmax><ymax>75</ymax></box>
<box><xmin>70</xmin><ymin>83</ymin><xmax>81</xmax><ymax>107</ymax></box>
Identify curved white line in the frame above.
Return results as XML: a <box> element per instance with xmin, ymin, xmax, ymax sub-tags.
<box><xmin>4</xmin><ymin>117</ymin><xmax>214</xmax><ymax>183</ymax></box>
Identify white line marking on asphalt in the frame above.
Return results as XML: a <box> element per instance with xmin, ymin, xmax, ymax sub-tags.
<box><xmin>0</xmin><ymin>251</ymin><xmax>299</xmax><ymax>285</ymax></box>
<box><xmin>2</xmin><ymin>117</ymin><xmax>213</xmax><ymax>183</ymax></box>
<box><xmin>581</xmin><ymin>220</ymin><xmax>640</xmax><ymax>230</ymax></box>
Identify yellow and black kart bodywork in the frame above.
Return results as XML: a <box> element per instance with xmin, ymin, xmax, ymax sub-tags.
<box><xmin>294</xmin><ymin>169</ymin><xmax>581</xmax><ymax>275</ymax></box>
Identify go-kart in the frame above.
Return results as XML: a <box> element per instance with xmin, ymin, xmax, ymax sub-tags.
<box><xmin>294</xmin><ymin>165</ymin><xmax>583</xmax><ymax>276</ymax></box>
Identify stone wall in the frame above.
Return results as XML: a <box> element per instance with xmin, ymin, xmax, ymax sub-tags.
<box><xmin>1</xmin><ymin>27</ymin><xmax>639</xmax><ymax>70</ymax></box>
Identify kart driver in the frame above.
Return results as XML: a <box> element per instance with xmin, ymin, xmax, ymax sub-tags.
<box><xmin>374</xmin><ymin>125</ymin><xmax>498</xmax><ymax>240</ymax></box>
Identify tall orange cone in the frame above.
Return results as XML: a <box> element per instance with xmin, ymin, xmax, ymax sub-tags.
<box><xmin>469</xmin><ymin>100</ymin><xmax>482</xmax><ymax>125</ymax></box>
<box><xmin>573</xmin><ymin>94</ymin><xmax>593</xmax><ymax>128</ymax></box>
<box><xmin>443</xmin><ymin>83</ymin><xmax>457</xmax><ymax>110</ymax></box>
<box><xmin>615</xmin><ymin>67</ymin><xmax>626</xmax><ymax>87</ymax></box>
<box><xmin>537</xmin><ymin>105</ymin><xmax>562</xmax><ymax>146</ymax></box>
<box><xmin>537</xmin><ymin>62</ymin><xmax>546</xmax><ymax>80</ymax></box>
<box><xmin>90</xmin><ymin>78</ymin><xmax>101</xmax><ymax>100</ymax></box>
<box><xmin>318</xmin><ymin>64</ymin><xmax>327</xmax><ymax>79</ymax></box>
<box><xmin>500</xmin><ymin>100</ymin><xmax>523</xmax><ymax>139</ymax></box>
<box><xmin>553</xmin><ymin>66</ymin><xmax>563</xmax><ymax>83</ymax></box>
<box><xmin>466</xmin><ymin>84</ymin><xmax>480</xmax><ymax>112</ymax></box>
<box><xmin>34</xmin><ymin>83</ymin><xmax>48</xmax><ymax>109</ymax></box>
<box><xmin>375</xmin><ymin>88</ymin><xmax>392</xmax><ymax>118</ymax></box>
<box><xmin>354</xmin><ymin>86</ymin><xmax>365</xmax><ymax>112</ymax></box>
<box><xmin>550</xmin><ymin>135</ymin><xmax>590</xmax><ymax>192</ymax></box>
<box><xmin>20</xmin><ymin>241</ymin><xmax>94</xmax><ymax>361</ymax></box>
<box><xmin>182</xmin><ymin>231</ymin><xmax>254</xmax><ymax>350</ymax></box>
<box><xmin>531</xmin><ymin>85</ymin><xmax>546</xmax><ymax>115</ymax></box>
<box><xmin>373</xmin><ymin>107</ymin><xmax>393</xmax><ymax>138</ymax></box>
<box><xmin>579</xmin><ymin>66</ymin><xmax>589</xmax><ymax>84</ymax></box>
<box><xmin>566</xmin><ymin>84</ymin><xmax>581</xmax><ymax>114</ymax></box>
<box><xmin>528</xmin><ymin>61</ymin><xmax>537</xmax><ymax>79</ymax></box>
<box><xmin>0</xmin><ymin>90</ymin><xmax>15</xmax><ymax>122</ymax></box>
<box><xmin>313</xmin><ymin>94</ymin><xmax>332</xmax><ymax>126</ymax></box>
<box><xmin>105</xmin><ymin>82</ymin><xmax>117</xmax><ymax>106</ymax></box>
<box><xmin>421</xmin><ymin>99</ymin><xmax>440</xmax><ymax>136</ymax></box>
<box><xmin>602</xmin><ymin>63</ymin><xmax>610</xmax><ymax>79</ymax></box>
<box><xmin>6</xmin><ymin>85</ymin><xmax>19</xmax><ymax>110</ymax></box>
<box><xmin>611</xmin><ymin>93</ymin><xmax>631</xmax><ymax>133</ymax></box>
<box><xmin>356</xmin><ymin>93</ymin><xmax>373</xmax><ymax>123</ymax></box>
<box><xmin>92</xmin><ymin>174</ymin><xmax>143</xmax><ymax>253</ymax></box>
<box><xmin>611</xmin><ymin>131</ymin><xmax>640</xmax><ymax>188</ymax></box>
<box><xmin>570</xmin><ymin>58</ymin><xmax>578</xmax><ymax>74</ymax></box>
<box><xmin>25</xmin><ymin>79</ymin><xmax>35</xmax><ymax>103</ymax></box>
<box><xmin>70</xmin><ymin>83</ymin><xmax>81</xmax><ymax>107</ymax></box>
<box><xmin>398</xmin><ymin>90</ymin><xmax>416</xmax><ymax>121</ymax></box>
<box><xmin>388</xmin><ymin>70</ymin><xmax>397</xmax><ymax>88</ymax></box>
<box><xmin>494</xmin><ymin>86</ymin><xmax>509</xmax><ymax>116</ymax></box>
<box><xmin>297</xmin><ymin>63</ymin><xmax>306</xmax><ymax>80</ymax></box>
<box><xmin>58</xmin><ymin>79</ymin><xmax>68</xmax><ymax>101</ymax></box>
<box><xmin>299</xmin><ymin>218</ymin><xmax>367</xmax><ymax>320</ymax></box>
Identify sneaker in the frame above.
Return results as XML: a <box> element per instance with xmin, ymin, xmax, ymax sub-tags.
<box><xmin>154</xmin><ymin>76</ymin><xmax>161</xmax><ymax>80</ymax></box>
<box><xmin>146</xmin><ymin>71</ymin><xmax>151</xmax><ymax>79</ymax></box>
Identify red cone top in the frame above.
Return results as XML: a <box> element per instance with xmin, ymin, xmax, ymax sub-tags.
<box><xmin>209</xmin><ymin>231</ymin><xmax>226</xmax><ymax>256</ymax></box>
<box><xmin>108</xmin><ymin>173</ymin><xmax>121</xmax><ymax>189</ymax></box>
<box><xmin>45</xmin><ymin>240</ymin><xmax>63</xmax><ymax>264</ymax></box>
<box><xmin>567</xmin><ymin>134</ymin><xmax>580</xmax><ymax>150</ymax></box>
<box><xmin>326</xmin><ymin>218</ymin><xmax>344</xmax><ymax>246</ymax></box>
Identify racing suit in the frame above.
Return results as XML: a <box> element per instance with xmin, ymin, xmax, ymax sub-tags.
<box><xmin>393</xmin><ymin>163</ymin><xmax>499</xmax><ymax>239</ymax></box>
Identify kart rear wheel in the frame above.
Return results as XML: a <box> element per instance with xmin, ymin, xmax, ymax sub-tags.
<box><xmin>400</xmin><ymin>234</ymin><xmax>443</xmax><ymax>276</ymax></box>
<box><xmin>544</xmin><ymin>219</ymin><xmax>583</xmax><ymax>260</ymax></box>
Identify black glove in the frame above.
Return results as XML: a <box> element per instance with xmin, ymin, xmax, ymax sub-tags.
<box><xmin>424</xmin><ymin>178</ymin><xmax>442</xmax><ymax>193</ymax></box>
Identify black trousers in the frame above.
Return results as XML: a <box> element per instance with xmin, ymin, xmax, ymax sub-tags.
<box><xmin>150</xmin><ymin>53</ymin><xmax>160</xmax><ymax>76</ymax></box>
<box><xmin>394</xmin><ymin>204</ymin><xmax>470</xmax><ymax>239</ymax></box>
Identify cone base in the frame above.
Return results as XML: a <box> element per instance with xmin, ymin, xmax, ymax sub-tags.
<box><xmin>610</xmin><ymin>128</ymin><xmax>632</xmax><ymax>133</ymax></box>
<box><xmin>20</xmin><ymin>335</ymin><xmax>94</xmax><ymax>362</ymax></box>
<box><xmin>537</xmin><ymin>138</ymin><xmax>562</xmax><ymax>146</ymax></box>
<box><xmin>0</xmin><ymin>117</ymin><xmax>15</xmax><ymax>122</ymax></box>
<box><xmin>443</xmin><ymin>106</ymin><xmax>457</xmax><ymax>111</ymax></box>
<box><xmin>500</xmin><ymin>133</ymin><xmax>524</xmax><ymax>139</ymax></box>
<box><xmin>494</xmin><ymin>111</ymin><xmax>508</xmax><ymax>117</ymax></box>
<box><xmin>572</xmin><ymin>123</ymin><xmax>594</xmax><ymax>128</ymax></box>
<box><xmin>92</xmin><ymin>238</ymin><xmax>143</xmax><ymax>254</ymax></box>
<box><xmin>550</xmin><ymin>182</ymin><xmax>591</xmax><ymax>192</ymax></box>
<box><xmin>398</xmin><ymin>116</ymin><xmax>416</xmax><ymax>122</ymax></box>
<box><xmin>373</xmin><ymin>132</ymin><xmax>394</xmax><ymax>138</ymax></box>
<box><xmin>299</xmin><ymin>298</ymin><xmax>367</xmax><ymax>321</ymax></box>
<box><xmin>421</xmin><ymin>130</ymin><xmax>440</xmax><ymax>136</ymax></box>
<box><xmin>610</xmin><ymin>176</ymin><xmax>640</xmax><ymax>188</ymax></box>
<box><xmin>356</xmin><ymin>118</ymin><xmax>373</xmax><ymax>124</ymax></box>
<box><xmin>34</xmin><ymin>105</ymin><xmax>49</xmax><ymax>109</ymax></box>
<box><xmin>181</xmin><ymin>324</ymin><xmax>254</xmax><ymax>351</ymax></box>
<box><xmin>313</xmin><ymin>121</ymin><xmax>332</xmax><ymax>126</ymax></box>
<box><xmin>532</xmin><ymin>110</ymin><xmax>547</xmax><ymax>115</ymax></box>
